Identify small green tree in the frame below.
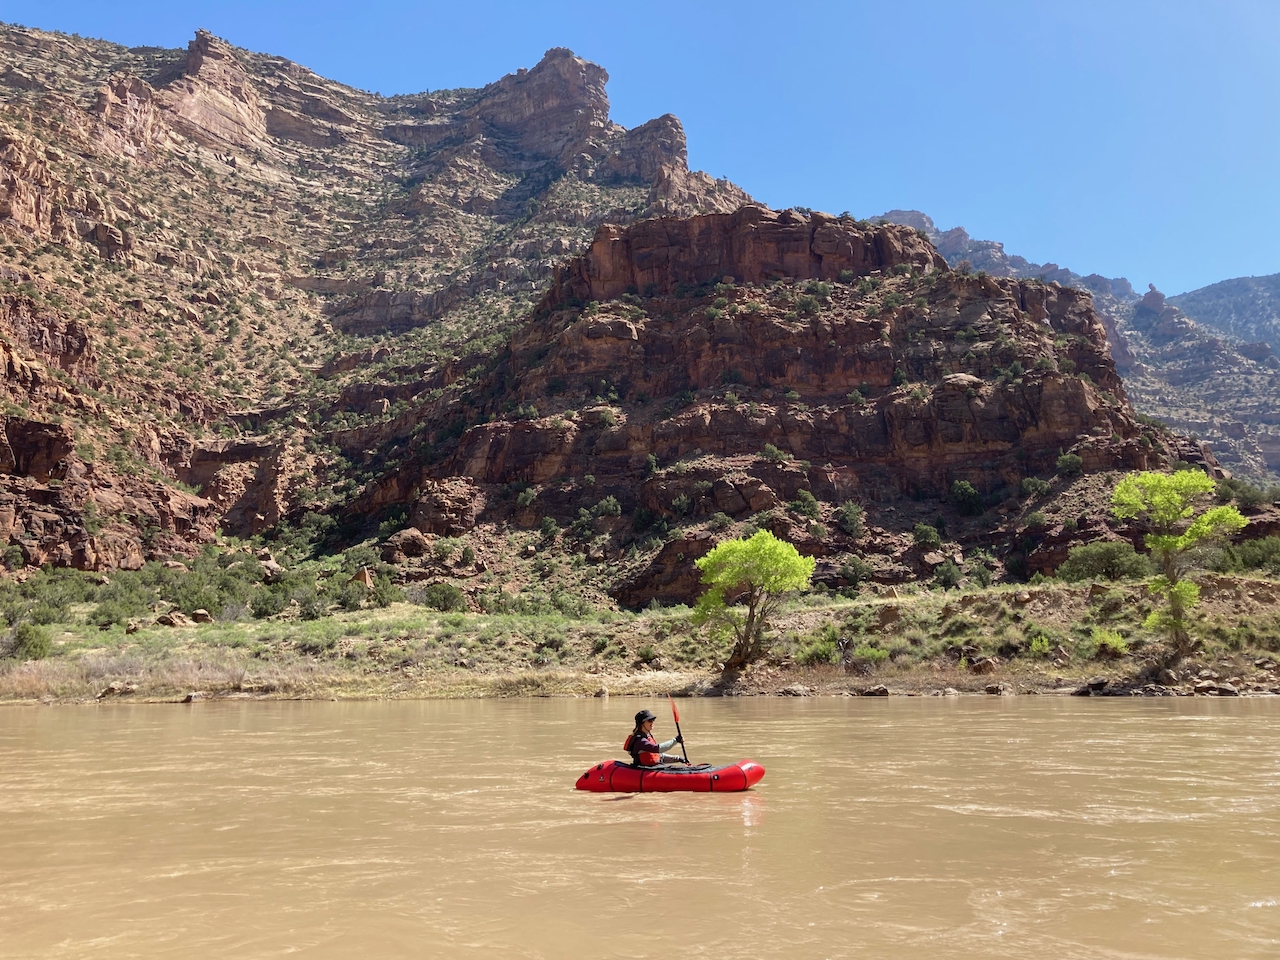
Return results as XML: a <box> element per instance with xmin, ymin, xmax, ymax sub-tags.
<box><xmin>1111</xmin><ymin>470</ymin><xmax>1246</xmax><ymax>665</ymax></box>
<box><xmin>692</xmin><ymin>530</ymin><xmax>816</xmax><ymax>670</ymax></box>
<box><xmin>950</xmin><ymin>480</ymin><xmax>984</xmax><ymax>516</ymax></box>
<box><xmin>912</xmin><ymin>523</ymin><xmax>942</xmax><ymax>549</ymax></box>
<box><xmin>835</xmin><ymin>502</ymin><xmax>865</xmax><ymax>537</ymax></box>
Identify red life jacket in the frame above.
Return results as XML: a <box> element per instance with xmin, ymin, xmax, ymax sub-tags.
<box><xmin>624</xmin><ymin>733</ymin><xmax>661</xmax><ymax>767</ymax></box>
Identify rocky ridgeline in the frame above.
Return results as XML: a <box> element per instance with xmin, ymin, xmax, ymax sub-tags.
<box><xmin>0</xmin><ymin>23</ymin><xmax>751</xmax><ymax>569</ymax></box>
<box><xmin>878</xmin><ymin>210</ymin><xmax>1280</xmax><ymax>482</ymax></box>
<box><xmin>346</xmin><ymin>208</ymin><xmax>1201</xmax><ymax>605</ymax></box>
<box><xmin>0</xmin><ymin>22</ymin><xmax>1252</xmax><ymax>584</ymax></box>
<box><xmin>1110</xmin><ymin>286</ymin><xmax>1280</xmax><ymax>478</ymax></box>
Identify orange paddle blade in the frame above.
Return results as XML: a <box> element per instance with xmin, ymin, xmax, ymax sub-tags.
<box><xmin>668</xmin><ymin>693</ymin><xmax>681</xmax><ymax>723</ymax></box>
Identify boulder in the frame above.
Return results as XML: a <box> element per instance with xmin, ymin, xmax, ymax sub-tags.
<box><xmin>411</xmin><ymin>479</ymin><xmax>483</xmax><ymax>537</ymax></box>
<box><xmin>382</xmin><ymin>527</ymin><xmax>430</xmax><ymax>562</ymax></box>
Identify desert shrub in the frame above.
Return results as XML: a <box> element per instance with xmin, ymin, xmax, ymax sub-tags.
<box><xmin>1091</xmin><ymin>627</ymin><xmax>1129</xmax><ymax>659</ymax></box>
<box><xmin>9</xmin><ymin>623</ymin><xmax>51</xmax><ymax>660</ymax></box>
<box><xmin>913</xmin><ymin>523</ymin><xmax>941</xmax><ymax>549</ymax></box>
<box><xmin>1056</xmin><ymin>453</ymin><xmax>1083</xmax><ymax>476</ymax></box>
<box><xmin>251</xmin><ymin>588</ymin><xmax>290</xmax><ymax>619</ymax></box>
<box><xmin>433</xmin><ymin>537</ymin><xmax>460</xmax><ymax>563</ymax></box>
<box><xmin>540</xmin><ymin>516</ymin><xmax>559</xmax><ymax>537</ymax></box>
<box><xmin>1217</xmin><ymin>477</ymin><xmax>1280</xmax><ymax>510</ymax></box>
<box><xmin>459</xmin><ymin>545</ymin><xmax>476</xmax><ymax>566</ymax></box>
<box><xmin>294</xmin><ymin>586</ymin><xmax>326</xmax><ymax>621</ymax></box>
<box><xmin>796</xmin><ymin>623</ymin><xmax>840</xmax><ymax>665</ymax></box>
<box><xmin>1024</xmin><ymin>511</ymin><xmax>1048</xmax><ymax>530</ymax></box>
<box><xmin>90</xmin><ymin>599</ymin><xmax>140</xmax><ymax>629</ymax></box>
<box><xmin>370</xmin><ymin>576</ymin><xmax>403</xmax><ymax>608</ymax></box>
<box><xmin>1021</xmin><ymin>477</ymin><xmax>1051</xmax><ymax>498</ymax></box>
<box><xmin>795</xmin><ymin>294</ymin><xmax>820</xmax><ymax>316</ymax></box>
<box><xmin>839</xmin><ymin>556</ymin><xmax>872</xmax><ymax>589</ymax></box>
<box><xmin>1057</xmin><ymin>541</ymin><xmax>1152</xmax><ymax>581</ymax></box>
<box><xmin>760</xmin><ymin>443</ymin><xmax>789</xmax><ymax>463</ymax></box>
<box><xmin>516</xmin><ymin>487</ymin><xmax>538</xmax><ymax>507</ymax></box>
<box><xmin>420</xmin><ymin>582</ymin><xmax>466</xmax><ymax>612</ymax></box>
<box><xmin>835</xmin><ymin>502</ymin><xmax>865</xmax><ymax>538</ymax></box>
<box><xmin>593</xmin><ymin>495</ymin><xmax>622</xmax><ymax>517</ymax></box>
<box><xmin>950</xmin><ymin>480</ymin><xmax>984</xmax><ymax>516</ymax></box>
<box><xmin>933</xmin><ymin>560</ymin><xmax>962</xmax><ymax>589</ymax></box>
<box><xmin>847</xmin><ymin>643</ymin><xmax>890</xmax><ymax>670</ymax></box>
<box><xmin>707</xmin><ymin>512</ymin><xmax>733</xmax><ymax>531</ymax></box>
<box><xmin>341</xmin><ymin>545</ymin><xmax>379</xmax><ymax>573</ymax></box>
<box><xmin>1210</xmin><ymin>536</ymin><xmax>1280</xmax><ymax>573</ymax></box>
<box><xmin>789</xmin><ymin>490</ymin><xmax>820</xmax><ymax>520</ymax></box>
<box><xmin>335</xmin><ymin>580</ymin><xmax>367</xmax><ymax>611</ymax></box>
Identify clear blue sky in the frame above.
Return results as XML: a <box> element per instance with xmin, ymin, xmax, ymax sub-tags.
<box><xmin>5</xmin><ymin>0</ymin><xmax>1279</xmax><ymax>294</ymax></box>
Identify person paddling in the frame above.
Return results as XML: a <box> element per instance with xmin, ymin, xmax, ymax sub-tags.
<box><xmin>624</xmin><ymin>709</ymin><xmax>688</xmax><ymax>767</ymax></box>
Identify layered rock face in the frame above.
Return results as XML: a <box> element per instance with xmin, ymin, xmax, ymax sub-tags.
<box><xmin>317</xmin><ymin>209</ymin><xmax>1187</xmax><ymax>604</ymax></box>
<box><xmin>1116</xmin><ymin>286</ymin><xmax>1280</xmax><ymax>476</ymax></box>
<box><xmin>878</xmin><ymin>209</ymin><xmax>1280</xmax><ymax>482</ymax></box>
<box><xmin>338</xmin><ymin>210</ymin><xmax>1190</xmax><ymax>603</ymax></box>
<box><xmin>0</xmin><ymin>23</ymin><xmax>756</xmax><ymax>569</ymax></box>
<box><xmin>426</xmin><ymin>210</ymin><xmax>1154</xmax><ymax>498</ymax></box>
<box><xmin>1170</xmin><ymin>273</ymin><xmax>1280</xmax><ymax>346</ymax></box>
<box><xmin>548</xmin><ymin>206</ymin><xmax>946</xmax><ymax>303</ymax></box>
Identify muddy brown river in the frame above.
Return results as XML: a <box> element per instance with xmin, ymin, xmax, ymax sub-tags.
<box><xmin>2</xmin><ymin>698</ymin><xmax>1278</xmax><ymax>958</ymax></box>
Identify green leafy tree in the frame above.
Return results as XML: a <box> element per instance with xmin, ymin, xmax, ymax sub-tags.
<box><xmin>1111</xmin><ymin>470</ymin><xmax>1246</xmax><ymax>665</ymax></box>
<box><xmin>692</xmin><ymin>530</ymin><xmax>816</xmax><ymax>670</ymax></box>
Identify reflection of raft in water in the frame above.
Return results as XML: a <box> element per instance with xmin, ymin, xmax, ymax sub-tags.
<box><xmin>575</xmin><ymin>759</ymin><xmax>765</xmax><ymax>793</ymax></box>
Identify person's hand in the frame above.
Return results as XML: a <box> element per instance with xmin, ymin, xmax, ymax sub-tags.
<box><xmin>675</xmin><ymin>734</ymin><xmax>683</xmax><ymax>744</ymax></box>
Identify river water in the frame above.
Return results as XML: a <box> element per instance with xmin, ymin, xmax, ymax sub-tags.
<box><xmin>2</xmin><ymin>698</ymin><xmax>1278</xmax><ymax>959</ymax></box>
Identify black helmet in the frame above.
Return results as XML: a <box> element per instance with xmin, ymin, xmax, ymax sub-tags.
<box><xmin>634</xmin><ymin>709</ymin><xmax>657</xmax><ymax>725</ymax></box>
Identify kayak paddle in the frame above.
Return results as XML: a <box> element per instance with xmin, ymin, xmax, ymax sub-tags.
<box><xmin>668</xmin><ymin>693</ymin><xmax>690</xmax><ymax>763</ymax></box>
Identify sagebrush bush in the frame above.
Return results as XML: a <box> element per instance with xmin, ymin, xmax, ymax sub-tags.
<box><xmin>950</xmin><ymin>480</ymin><xmax>984</xmax><ymax>516</ymax></box>
<box><xmin>1021</xmin><ymin>477</ymin><xmax>1051</xmax><ymax>498</ymax></box>
<box><xmin>1056</xmin><ymin>453</ymin><xmax>1083</xmax><ymax>476</ymax></box>
<box><xmin>417</xmin><ymin>582</ymin><xmax>466</xmax><ymax>612</ymax></box>
<box><xmin>10</xmin><ymin>622</ymin><xmax>51</xmax><ymax>660</ymax></box>
<box><xmin>1210</xmin><ymin>536</ymin><xmax>1280</xmax><ymax>574</ymax></box>
<box><xmin>789</xmin><ymin>490</ymin><xmax>820</xmax><ymax>520</ymax></box>
<box><xmin>913</xmin><ymin>523</ymin><xmax>941</xmax><ymax>549</ymax></box>
<box><xmin>835</xmin><ymin>502</ymin><xmax>865</xmax><ymax>537</ymax></box>
<box><xmin>796</xmin><ymin>623</ymin><xmax>840</xmax><ymax>665</ymax></box>
<box><xmin>1057</xmin><ymin>541</ymin><xmax>1151</xmax><ymax>582</ymax></box>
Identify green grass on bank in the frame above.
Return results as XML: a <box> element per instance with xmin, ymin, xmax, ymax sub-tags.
<box><xmin>3</xmin><ymin>567</ymin><xmax>1279</xmax><ymax>702</ymax></box>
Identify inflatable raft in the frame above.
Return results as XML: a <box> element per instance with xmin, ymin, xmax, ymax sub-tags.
<box><xmin>575</xmin><ymin>759</ymin><xmax>765</xmax><ymax>793</ymax></box>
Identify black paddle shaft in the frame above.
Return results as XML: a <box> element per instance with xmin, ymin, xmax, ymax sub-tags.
<box><xmin>672</xmin><ymin>713</ymin><xmax>690</xmax><ymax>763</ymax></box>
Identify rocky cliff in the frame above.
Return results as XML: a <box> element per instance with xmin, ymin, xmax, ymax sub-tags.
<box><xmin>878</xmin><ymin>210</ymin><xmax>1280</xmax><ymax>482</ymax></box>
<box><xmin>0</xmin><ymin>21</ymin><xmax>1241</xmax><ymax>587</ymax></box>
<box><xmin>1169</xmin><ymin>273</ymin><xmax>1280</xmax><ymax>345</ymax></box>
<box><xmin>0</xmin><ymin>23</ymin><xmax>753</xmax><ymax>569</ymax></box>
<box><xmin>338</xmin><ymin>208</ymin><xmax>1194</xmax><ymax>604</ymax></box>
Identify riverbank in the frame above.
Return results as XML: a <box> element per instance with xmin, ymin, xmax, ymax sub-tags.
<box><xmin>3</xmin><ymin>574</ymin><xmax>1279</xmax><ymax>704</ymax></box>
